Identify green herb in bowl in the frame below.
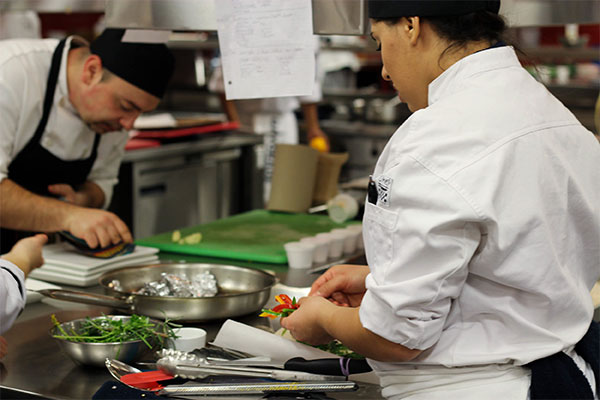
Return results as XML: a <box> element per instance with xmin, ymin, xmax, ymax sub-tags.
<box><xmin>50</xmin><ymin>314</ymin><xmax>180</xmax><ymax>367</ymax></box>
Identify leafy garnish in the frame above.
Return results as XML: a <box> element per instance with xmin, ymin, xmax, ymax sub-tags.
<box><xmin>313</xmin><ymin>340</ymin><xmax>365</xmax><ymax>359</ymax></box>
<box><xmin>51</xmin><ymin>314</ymin><xmax>180</xmax><ymax>348</ymax></box>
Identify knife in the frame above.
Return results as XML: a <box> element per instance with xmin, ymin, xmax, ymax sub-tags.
<box><xmin>226</xmin><ymin>357</ymin><xmax>372</xmax><ymax>376</ymax></box>
<box><xmin>287</xmin><ymin>357</ymin><xmax>371</xmax><ymax>376</ymax></box>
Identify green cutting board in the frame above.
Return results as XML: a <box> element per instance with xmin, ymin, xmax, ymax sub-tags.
<box><xmin>136</xmin><ymin>209</ymin><xmax>357</xmax><ymax>264</ymax></box>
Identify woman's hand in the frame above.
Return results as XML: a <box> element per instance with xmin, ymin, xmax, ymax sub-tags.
<box><xmin>310</xmin><ymin>264</ymin><xmax>370</xmax><ymax>307</ymax></box>
<box><xmin>280</xmin><ymin>296</ymin><xmax>336</xmax><ymax>345</ymax></box>
<box><xmin>2</xmin><ymin>234</ymin><xmax>47</xmax><ymax>277</ymax></box>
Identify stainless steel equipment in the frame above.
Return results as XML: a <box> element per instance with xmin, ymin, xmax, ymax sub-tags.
<box><xmin>156</xmin><ymin>356</ymin><xmax>341</xmax><ymax>381</ymax></box>
<box><xmin>157</xmin><ymin>381</ymin><xmax>359</xmax><ymax>396</ymax></box>
<box><xmin>101</xmin><ymin>0</ymin><xmax>599</xmax><ymax>33</ymax></box>
<box><xmin>500</xmin><ymin>0</ymin><xmax>600</xmax><ymax>27</ymax></box>
<box><xmin>103</xmin><ymin>0</ymin><xmax>367</xmax><ymax>35</ymax></box>
<box><xmin>1</xmin><ymin>0</ymin><xmax>598</xmax><ymax>32</ymax></box>
<box><xmin>106</xmin><ymin>359</ymin><xmax>359</xmax><ymax>396</ymax></box>
<box><xmin>39</xmin><ymin>263</ymin><xmax>277</xmax><ymax>322</ymax></box>
<box><xmin>109</xmin><ymin>133</ymin><xmax>262</xmax><ymax>239</ymax></box>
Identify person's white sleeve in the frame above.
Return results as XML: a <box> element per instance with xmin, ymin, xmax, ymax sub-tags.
<box><xmin>208</xmin><ymin>63</ymin><xmax>225</xmax><ymax>94</ymax></box>
<box><xmin>87</xmin><ymin>130</ymin><xmax>128</xmax><ymax>209</ymax></box>
<box><xmin>0</xmin><ymin>11</ymin><xmax>41</xmax><ymax>39</ymax></box>
<box><xmin>0</xmin><ymin>259</ymin><xmax>26</xmax><ymax>334</ymax></box>
<box><xmin>358</xmin><ymin>157</ymin><xmax>482</xmax><ymax>350</ymax></box>
<box><xmin>299</xmin><ymin>36</ymin><xmax>323</xmax><ymax>104</ymax></box>
<box><xmin>298</xmin><ymin>79</ymin><xmax>322</xmax><ymax>104</ymax></box>
<box><xmin>0</xmin><ymin>56</ymin><xmax>25</xmax><ymax>184</ymax></box>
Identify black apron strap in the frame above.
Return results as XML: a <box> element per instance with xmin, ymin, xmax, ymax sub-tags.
<box><xmin>33</xmin><ymin>38</ymin><xmax>67</xmax><ymax>142</ymax></box>
<box><xmin>0</xmin><ymin>38</ymin><xmax>67</xmax><ymax>253</ymax></box>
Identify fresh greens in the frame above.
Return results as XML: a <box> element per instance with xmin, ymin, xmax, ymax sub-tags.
<box><xmin>51</xmin><ymin>314</ymin><xmax>180</xmax><ymax>349</ymax></box>
<box><xmin>313</xmin><ymin>340</ymin><xmax>365</xmax><ymax>359</ymax></box>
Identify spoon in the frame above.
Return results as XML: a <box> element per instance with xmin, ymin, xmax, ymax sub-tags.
<box><xmin>106</xmin><ymin>358</ymin><xmax>149</xmax><ymax>391</ymax></box>
<box><xmin>106</xmin><ymin>358</ymin><xmax>142</xmax><ymax>379</ymax></box>
<box><xmin>105</xmin><ymin>359</ymin><xmax>174</xmax><ymax>391</ymax></box>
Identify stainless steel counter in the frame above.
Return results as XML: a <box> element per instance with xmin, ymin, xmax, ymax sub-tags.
<box><xmin>122</xmin><ymin>131</ymin><xmax>262</xmax><ymax>163</ymax></box>
<box><xmin>0</xmin><ymin>252</ymin><xmax>382</xmax><ymax>400</ymax></box>
<box><xmin>110</xmin><ymin>131</ymin><xmax>264</xmax><ymax>238</ymax></box>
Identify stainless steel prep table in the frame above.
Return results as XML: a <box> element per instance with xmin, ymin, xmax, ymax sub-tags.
<box><xmin>109</xmin><ymin>131</ymin><xmax>264</xmax><ymax>239</ymax></box>
<box><xmin>0</xmin><ymin>252</ymin><xmax>382</xmax><ymax>400</ymax></box>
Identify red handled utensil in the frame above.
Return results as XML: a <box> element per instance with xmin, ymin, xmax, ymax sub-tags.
<box><xmin>106</xmin><ymin>358</ymin><xmax>175</xmax><ymax>391</ymax></box>
<box><xmin>120</xmin><ymin>370</ymin><xmax>175</xmax><ymax>390</ymax></box>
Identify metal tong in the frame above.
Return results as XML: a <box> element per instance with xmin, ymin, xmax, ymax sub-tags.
<box><xmin>157</xmin><ymin>355</ymin><xmax>341</xmax><ymax>381</ymax></box>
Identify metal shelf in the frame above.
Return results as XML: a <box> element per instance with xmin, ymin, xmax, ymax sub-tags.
<box><xmin>0</xmin><ymin>0</ymin><xmax>104</xmax><ymax>13</ymax></box>
<box><xmin>521</xmin><ymin>46</ymin><xmax>600</xmax><ymax>61</ymax></box>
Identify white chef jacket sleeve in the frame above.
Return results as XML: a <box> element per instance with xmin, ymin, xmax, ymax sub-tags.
<box><xmin>297</xmin><ymin>78</ymin><xmax>322</xmax><ymax>104</ymax></box>
<box><xmin>0</xmin><ymin>259</ymin><xmax>26</xmax><ymax>334</ymax></box>
<box><xmin>87</xmin><ymin>130</ymin><xmax>128</xmax><ymax>209</ymax></box>
<box><xmin>298</xmin><ymin>36</ymin><xmax>323</xmax><ymax>104</ymax></box>
<box><xmin>358</xmin><ymin>155</ymin><xmax>482</xmax><ymax>350</ymax></box>
<box><xmin>208</xmin><ymin>62</ymin><xmax>225</xmax><ymax>94</ymax></box>
<box><xmin>0</xmin><ymin>56</ymin><xmax>25</xmax><ymax>184</ymax></box>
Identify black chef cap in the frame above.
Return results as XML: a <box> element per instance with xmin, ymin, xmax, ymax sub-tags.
<box><xmin>90</xmin><ymin>29</ymin><xmax>175</xmax><ymax>98</ymax></box>
<box><xmin>368</xmin><ymin>0</ymin><xmax>501</xmax><ymax>18</ymax></box>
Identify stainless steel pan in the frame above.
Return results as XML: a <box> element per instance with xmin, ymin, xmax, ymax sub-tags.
<box><xmin>39</xmin><ymin>263</ymin><xmax>277</xmax><ymax>322</ymax></box>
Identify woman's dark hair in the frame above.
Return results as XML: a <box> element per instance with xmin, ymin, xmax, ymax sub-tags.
<box><xmin>424</xmin><ymin>11</ymin><xmax>507</xmax><ymax>48</ymax></box>
<box><xmin>374</xmin><ymin>11</ymin><xmax>508</xmax><ymax>64</ymax></box>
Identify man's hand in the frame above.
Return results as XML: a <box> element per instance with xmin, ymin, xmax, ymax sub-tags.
<box><xmin>64</xmin><ymin>208</ymin><xmax>132</xmax><ymax>249</ymax></box>
<box><xmin>47</xmin><ymin>184</ymin><xmax>85</xmax><ymax>206</ymax></box>
<box><xmin>309</xmin><ymin>264</ymin><xmax>370</xmax><ymax>307</ymax></box>
<box><xmin>2</xmin><ymin>234</ymin><xmax>47</xmax><ymax>277</ymax></box>
<box><xmin>47</xmin><ymin>181</ymin><xmax>105</xmax><ymax>209</ymax></box>
<box><xmin>280</xmin><ymin>296</ymin><xmax>335</xmax><ymax>345</ymax></box>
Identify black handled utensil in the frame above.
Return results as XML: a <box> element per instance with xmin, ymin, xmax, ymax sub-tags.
<box><xmin>284</xmin><ymin>357</ymin><xmax>372</xmax><ymax>376</ymax></box>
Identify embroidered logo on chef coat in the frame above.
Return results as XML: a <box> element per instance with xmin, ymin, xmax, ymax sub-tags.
<box><xmin>376</xmin><ymin>175</ymin><xmax>393</xmax><ymax>207</ymax></box>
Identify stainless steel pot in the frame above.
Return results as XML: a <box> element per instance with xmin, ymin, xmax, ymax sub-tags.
<box><xmin>365</xmin><ymin>97</ymin><xmax>400</xmax><ymax>123</ymax></box>
<box><xmin>40</xmin><ymin>263</ymin><xmax>277</xmax><ymax>322</ymax></box>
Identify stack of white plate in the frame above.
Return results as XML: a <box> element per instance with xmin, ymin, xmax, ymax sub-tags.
<box><xmin>28</xmin><ymin>242</ymin><xmax>159</xmax><ymax>287</ymax></box>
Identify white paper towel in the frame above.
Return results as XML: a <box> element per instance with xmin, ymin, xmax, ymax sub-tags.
<box><xmin>213</xmin><ymin>319</ymin><xmax>336</xmax><ymax>362</ymax></box>
<box><xmin>212</xmin><ymin>319</ymin><xmax>381</xmax><ymax>385</ymax></box>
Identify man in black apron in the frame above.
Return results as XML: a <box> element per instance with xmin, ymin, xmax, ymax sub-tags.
<box><xmin>0</xmin><ymin>29</ymin><xmax>174</xmax><ymax>253</ymax></box>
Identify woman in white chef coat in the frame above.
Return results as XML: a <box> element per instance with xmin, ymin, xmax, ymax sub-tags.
<box><xmin>281</xmin><ymin>1</ymin><xmax>600</xmax><ymax>399</ymax></box>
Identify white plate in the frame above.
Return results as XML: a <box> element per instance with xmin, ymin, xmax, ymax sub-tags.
<box><xmin>41</xmin><ymin>243</ymin><xmax>159</xmax><ymax>271</ymax></box>
<box><xmin>25</xmin><ymin>278</ymin><xmax>61</xmax><ymax>304</ymax></box>
<box><xmin>28</xmin><ymin>255</ymin><xmax>159</xmax><ymax>287</ymax></box>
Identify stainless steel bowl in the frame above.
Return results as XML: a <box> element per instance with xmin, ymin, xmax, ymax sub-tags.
<box><xmin>50</xmin><ymin>315</ymin><xmax>159</xmax><ymax>367</ymax></box>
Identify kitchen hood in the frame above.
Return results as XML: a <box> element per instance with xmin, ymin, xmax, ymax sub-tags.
<box><xmin>104</xmin><ymin>0</ymin><xmax>367</xmax><ymax>35</ymax></box>
<box><xmin>2</xmin><ymin>0</ymin><xmax>597</xmax><ymax>33</ymax></box>
<box><xmin>103</xmin><ymin>0</ymin><xmax>599</xmax><ymax>34</ymax></box>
